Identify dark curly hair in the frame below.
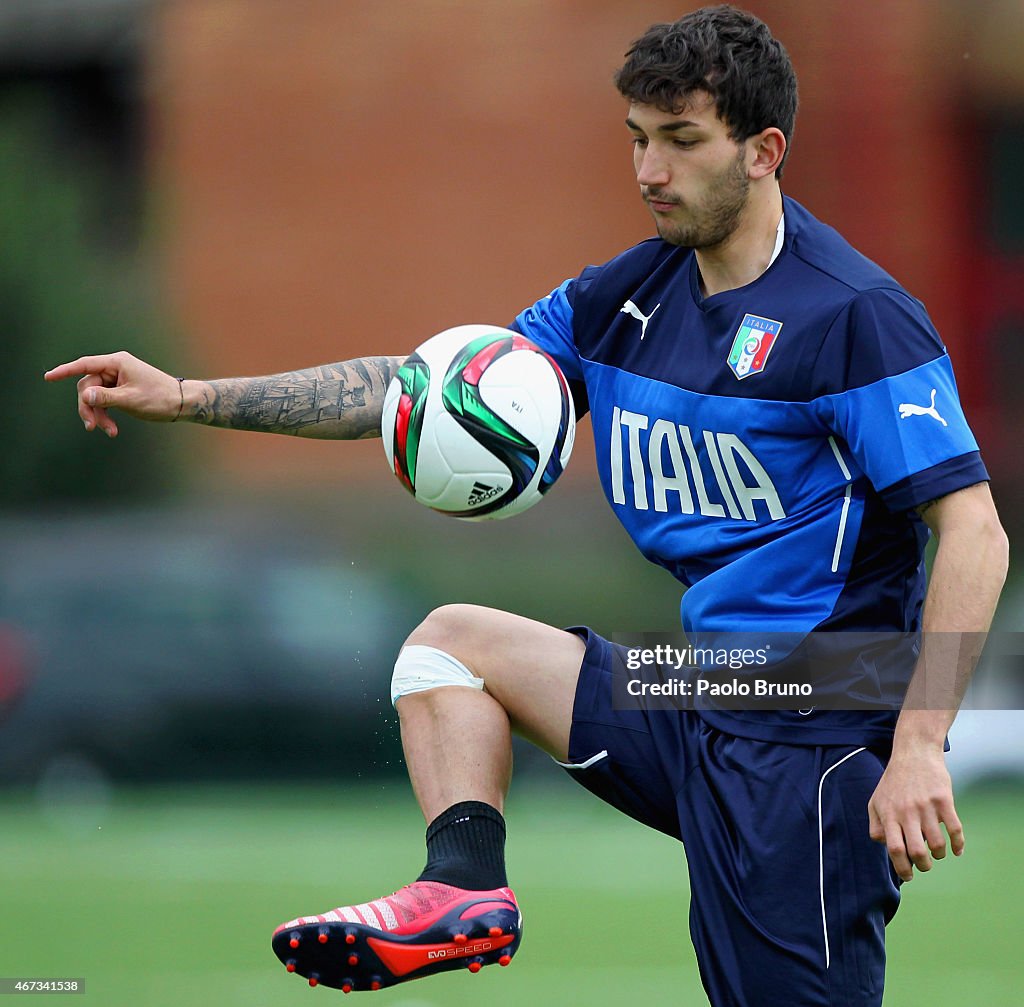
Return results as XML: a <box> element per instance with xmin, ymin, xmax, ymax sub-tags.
<box><xmin>615</xmin><ymin>5</ymin><xmax>798</xmax><ymax>177</ymax></box>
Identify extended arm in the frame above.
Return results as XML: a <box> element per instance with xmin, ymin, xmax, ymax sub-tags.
<box><xmin>867</xmin><ymin>482</ymin><xmax>1009</xmax><ymax>881</ymax></box>
<box><xmin>44</xmin><ymin>351</ymin><xmax>405</xmax><ymax>440</ymax></box>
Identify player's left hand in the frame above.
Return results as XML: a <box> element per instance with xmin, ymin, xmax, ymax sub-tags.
<box><xmin>867</xmin><ymin>742</ymin><xmax>964</xmax><ymax>883</ymax></box>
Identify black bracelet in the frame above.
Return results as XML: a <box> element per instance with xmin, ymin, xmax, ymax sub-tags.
<box><xmin>172</xmin><ymin>377</ymin><xmax>185</xmax><ymax>422</ymax></box>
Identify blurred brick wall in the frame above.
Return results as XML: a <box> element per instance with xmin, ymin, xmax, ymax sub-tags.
<box><xmin>149</xmin><ymin>0</ymin><xmax>985</xmax><ymax>485</ymax></box>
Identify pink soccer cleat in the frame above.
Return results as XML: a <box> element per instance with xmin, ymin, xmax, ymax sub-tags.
<box><xmin>271</xmin><ymin>881</ymin><xmax>522</xmax><ymax>992</ymax></box>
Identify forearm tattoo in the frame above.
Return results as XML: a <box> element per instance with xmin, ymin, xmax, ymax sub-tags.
<box><xmin>193</xmin><ymin>356</ymin><xmax>403</xmax><ymax>440</ymax></box>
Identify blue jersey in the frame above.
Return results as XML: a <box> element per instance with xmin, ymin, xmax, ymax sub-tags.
<box><xmin>510</xmin><ymin>196</ymin><xmax>987</xmax><ymax>744</ymax></box>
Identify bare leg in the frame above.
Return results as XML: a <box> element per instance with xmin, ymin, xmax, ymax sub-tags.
<box><xmin>397</xmin><ymin>604</ymin><xmax>586</xmax><ymax>823</ymax></box>
<box><xmin>270</xmin><ymin>604</ymin><xmax>576</xmax><ymax>990</ymax></box>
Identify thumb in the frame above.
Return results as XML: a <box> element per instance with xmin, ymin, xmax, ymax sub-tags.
<box><xmin>85</xmin><ymin>384</ymin><xmax>127</xmax><ymax>409</ymax></box>
<box><xmin>867</xmin><ymin>800</ymin><xmax>885</xmax><ymax>844</ymax></box>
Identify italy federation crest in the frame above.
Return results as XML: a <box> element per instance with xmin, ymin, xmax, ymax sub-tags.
<box><xmin>727</xmin><ymin>313</ymin><xmax>783</xmax><ymax>379</ymax></box>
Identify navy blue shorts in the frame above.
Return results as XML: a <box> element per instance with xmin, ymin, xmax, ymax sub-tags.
<box><xmin>559</xmin><ymin>628</ymin><xmax>902</xmax><ymax>1007</ymax></box>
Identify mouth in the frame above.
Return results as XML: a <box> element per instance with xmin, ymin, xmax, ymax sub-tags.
<box><xmin>645</xmin><ymin>194</ymin><xmax>680</xmax><ymax>214</ymax></box>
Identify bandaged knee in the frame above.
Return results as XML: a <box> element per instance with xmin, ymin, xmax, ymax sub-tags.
<box><xmin>390</xmin><ymin>645</ymin><xmax>485</xmax><ymax>706</ymax></box>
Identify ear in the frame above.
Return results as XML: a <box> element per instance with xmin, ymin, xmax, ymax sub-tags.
<box><xmin>748</xmin><ymin>127</ymin><xmax>786</xmax><ymax>180</ymax></box>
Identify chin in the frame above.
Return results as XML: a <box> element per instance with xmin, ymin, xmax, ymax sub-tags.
<box><xmin>655</xmin><ymin>223</ymin><xmax>695</xmax><ymax>248</ymax></box>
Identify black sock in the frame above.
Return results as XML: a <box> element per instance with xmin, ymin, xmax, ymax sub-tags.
<box><xmin>416</xmin><ymin>801</ymin><xmax>508</xmax><ymax>891</ymax></box>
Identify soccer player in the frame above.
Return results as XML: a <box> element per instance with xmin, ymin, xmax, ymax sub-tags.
<box><xmin>45</xmin><ymin>6</ymin><xmax>1008</xmax><ymax>1005</ymax></box>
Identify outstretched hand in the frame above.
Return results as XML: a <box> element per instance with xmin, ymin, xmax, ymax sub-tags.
<box><xmin>44</xmin><ymin>351</ymin><xmax>184</xmax><ymax>437</ymax></box>
<box><xmin>867</xmin><ymin>743</ymin><xmax>964</xmax><ymax>883</ymax></box>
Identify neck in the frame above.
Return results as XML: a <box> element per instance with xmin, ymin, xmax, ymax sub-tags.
<box><xmin>695</xmin><ymin>185</ymin><xmax>784</xmax><ymax>298</ymax></box>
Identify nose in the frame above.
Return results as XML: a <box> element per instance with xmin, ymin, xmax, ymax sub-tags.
<box><xmin>635</xmin><ymin>144</ymin><xmax>670</xmax><ymax>188</ymax></box>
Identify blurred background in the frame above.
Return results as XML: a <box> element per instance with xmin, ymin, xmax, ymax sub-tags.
<box><xmin>2</xmin><ymin>1</ymin><xmax>1023</xmax><ymax>1004</ymax></box>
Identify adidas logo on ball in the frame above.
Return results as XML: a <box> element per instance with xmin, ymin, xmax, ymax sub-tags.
<box><xmin>467</xmin><ymin>481</ymin><xmax>502</xmax><ymax>507</ymax></box>
<box><xmin>381</xmin><ymin>324</ymin><xmax>576</xmax><ymax>521</ymax></box>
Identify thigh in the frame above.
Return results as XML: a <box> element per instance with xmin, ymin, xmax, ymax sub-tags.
<box><xmin>679</xmin><ymin>734</ymin><xmax>900</xmax><ymax>1007</ymax></box>
<box><xmin>556</xmin><ymin>626</ymin><xmax>691</xmax><ymax>839</ymax></box>
<box><xmin>404</xmin><ymin>603</ymin><xmax>585</xmax><ymax>762</ymax></box>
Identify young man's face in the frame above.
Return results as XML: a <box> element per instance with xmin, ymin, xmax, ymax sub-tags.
<box><xmin>626</xmin><ymin>91</ymin><xmax>752</xmax><ymax>250</ymax></box>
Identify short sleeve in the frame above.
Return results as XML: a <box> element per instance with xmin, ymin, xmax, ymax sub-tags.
<box><xmin>814</xmin><ymin>288</ymin><xmax>988</xmax><ymax>511</ymax></box>
<box><xmin>509</xmin><ymin>279</ymin><xmax>589</xmax><ymax>417</ymax></box>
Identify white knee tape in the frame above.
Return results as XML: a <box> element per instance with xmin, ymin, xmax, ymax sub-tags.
<box><xmin>390</xmin><ymin>645</ymin><xmax>485</xmax><ymax>707</ymax></box>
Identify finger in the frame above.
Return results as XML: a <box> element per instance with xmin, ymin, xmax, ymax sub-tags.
<box><xmin>75</xmin><ymin>377</ymin><xmax>119</xmax><ymax>436</ymax></box>
<box><xmin>74</xmin><ymin>377</ymin><xmax>124</xmax><ymax>436</ymax></box>
<box><xmin>902</xmin><ymin>817</ymin><xmax>934</xmax><ymax>874</ymax></box>
<box><xmin>45</xmin><ymin>356</ymin><xmax>117</xmax><ymax>382</ymax></box>
<box><xmin>884</xmin><ymin>822</ymin><xmax>914</xmax><ymax>882</ymax></box>
<box><xmin>922</xmin><ymin>816</ymin><xmax>947</xmax><ymax>861</ymax></box>
<box><xmin>867</xmin><ymin>802</ymin><xmax>886</xmax><ymax>845</ymax></box>
<box><xmin>76</xmin><ymin>374</ymin><xmax>104</xmax><ymax>431</ymax></box>
<box><xmin>83</xmin><ymin>384</ymin><xmax>127</xmax><ymax>412</ymax></box>
<box><xmin>942</xmin><ymin>803</ymin><xmax>965</xmax><ymax>857</ymax></box>
<box><xmin>94</xmin><ymin>405</ymin><xmax>118</xmax><ymax>437</ymax></box>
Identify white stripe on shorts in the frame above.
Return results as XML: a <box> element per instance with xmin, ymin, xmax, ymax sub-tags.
<box><xmin>818</xmin><ymin>747</ymin><xmax>867</xmax><ymax>969</ymax></box>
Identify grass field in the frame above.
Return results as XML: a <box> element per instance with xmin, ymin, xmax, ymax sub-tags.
<box><xmin>1</xmin><ymin>778</ymin><xmax>1021</xmax><ymax>1006</ymax></box>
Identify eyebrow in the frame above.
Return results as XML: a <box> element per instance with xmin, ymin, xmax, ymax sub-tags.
<box><xmin>625</xmin><ymin>117</ymin><xmax>701</xmax><ymax>133</ymax></box>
